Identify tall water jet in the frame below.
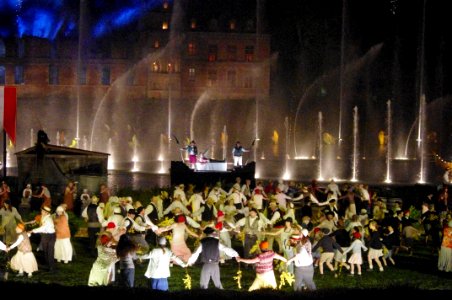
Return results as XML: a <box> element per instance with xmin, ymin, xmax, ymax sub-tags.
<box><xmin>56</xmin><ymin>131</ymin><xmax>60</xmax><ymax>146</ymax></box>
<box><xmin>221</xmin><ymin>125</ymin><xmax>228</xmax><ymax>161</ymax></box>
<box><xmin>338</xmin><ymin>0</ymin><xmax>347</xmax><ymax>145</ymax></box>
<box><xmin>283</xmin><ymin>116</ymin><xmax>290</xmax><ymax>180</ymax></box>
<box><xmin>107</xmin><ymin>138</ymin><xmax>114</xmax><ymax>170</ymax></box>
<box><xmin>418</xmin><ymin>94</ymin><xmax>426</xmax><ymax>183</ymax></box>
<box><xmin>30</xmin><ymin>128</ymin><xmax>34</xmax><ymax>147</ymax></box>
<box><xmin>385</xmin><ymin>100</ymin><xmax>392</xmax><ymax>183</ymax></box>
<box><xmin>350</xmin><ymin>106</ymin><xmax>359</xmax><ymax>182</ymax></box>
<box><xmin>318</xmin><ymin>111</ymin><xmax>324</xmax><ymax>181</ymax></box>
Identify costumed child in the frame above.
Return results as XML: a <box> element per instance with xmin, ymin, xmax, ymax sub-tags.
<box><xmin>342</xmin><ymin>232</ymin><xmax>368</xmax><ymax>275</ymax></box>
<box><xmin>7</xmin><ymin>223</ymin><xmax>38</xmax><ymax>277</ymax></box>
<box><xmin>236</xmin><ymin>240</ymin><xmax>287</xmax><ymax>291</ymax></box>
<box><xmin>141</xmin><ymin>236</ymin><xmax>187</xmax><ymax>291</ymax></box>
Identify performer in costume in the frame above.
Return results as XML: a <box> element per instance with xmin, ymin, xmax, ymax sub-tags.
<box><xmin>232</xmin><ymin>141</ymin><xmax>249</xmax><ymax>167</ymax></box>
<box><xmin>181</xmin><ymin>140</ymin><xmax>198</xmax><ymax>169</ymax></box>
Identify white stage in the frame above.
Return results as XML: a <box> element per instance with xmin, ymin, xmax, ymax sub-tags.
<box><xmin>195</xmin><ymin>162</ymin><xmax>228</xmax><ymax>172</ymax></box>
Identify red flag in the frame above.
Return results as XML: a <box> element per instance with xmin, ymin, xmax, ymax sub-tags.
<box><xmin>0</xmin><ymin>86</ymin><xmax>17</xmax><ymax>144</ymax></box>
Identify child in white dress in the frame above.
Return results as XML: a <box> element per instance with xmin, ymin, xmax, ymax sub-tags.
<box><xmin>342</xmin><ymin>232</ymin><xmax>368</xmax><ymax>275</ymax></box>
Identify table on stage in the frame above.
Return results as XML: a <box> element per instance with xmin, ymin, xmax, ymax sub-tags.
<box><xmin>195</xmin><ymin>162</ymin><xmax>228</xmax><ymax>172</ymax></box>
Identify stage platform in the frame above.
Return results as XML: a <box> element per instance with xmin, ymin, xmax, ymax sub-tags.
<box><xmin>170</xmin><ymin>161</ymin><xmax>255</xmax><ymax>187</ymax></box>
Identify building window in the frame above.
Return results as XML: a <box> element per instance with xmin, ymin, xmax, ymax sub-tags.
<box><xmin>162</xmin><ymin>21</ymin><xmax>169</xmax><ymax>30</ymax></box>
<box><xmin>0</xmin><ymin>66</ymin><xmax>5</xmax><ymax>85</ymax></box>
<box><xmin>227</xmin><ymin>70</ymin><xmax>236</xmax><ymax>87</ymax></box>
<box><xmin>17</xmin><ymin>39</ymin><xmax>25</xmax><ymax>58</ymax></box>
<box><xmin>208</xmin><ymin>45</ymin><xmax>217</xmax><ymax>62</ymax></box>
<box><xmin>207</xmin><ymin>70</ymin><xmax>217</xmax><ymax>87</ymax></box>
<box><xmin>14</xmin><ymin>65</ymin><xmax>24</xmax><ymax>84</ymax></box>
<box><xmin>190</xmin><ymin>19</ymin><xmax>197</xmax><ymax>30</ymax></box>
<box><xmin>0</xmin><ymin>39</ymin><xmax>5</xmax><ymax>57</ymax></box>
<box><xmin>167</xmin><ymin>63</ymin><xmax>173</xmax><ymax>73</ymax></box>
<box><xmin>188</xmin><ymin>42</ymin><xmax>196</xmax><ymax>56</ymax></box>
<box><xmin>78</xmin><ymin>65</ymin><xmax>87</xmax><ymax>85</ymax></box>
<box><xmin>188</xmin><ymin>68</ymin><xmax>195</xmax><ymax>81</ymax></box>
<box><xmin>163</xmin><ymin>1</ymin><xmax>169</xmax><ymax>9</ymax></box>
<box><xmin>154</xmin><ymin>40</ymin><xmax>160</xmax><ymax>48</ymax></box>
<box><xmin>101</xmin><ymin>67</ymin><xmax>110</xmax><ymax>85</ymax></box>
<box><xmin>227</xmin><ymin>45</ymin><xmax>237</xmax><ymax>61</ymax></box>
<box><xmin>152</xmin><ymin>61</ymin><xmax>160</xmax><ymax>72</ymax></box>
<box><xmin>229</xmin><ymin>20</ymin><xmax>236</xmax><ymax>31</ymax></box>
<box><xmin>49</xmin><ymin>64</ymin><xmax>59</xmax><ymax>85</ymax></box>
<box><xmin>244</xmin><ymin>75</ymin><xmax>253</xmax><ymax>88</ymax></box>
<box><xmin>245</xmin><ymin>46</ymin><xmax>254</xmax><ymax>62</ymax></box>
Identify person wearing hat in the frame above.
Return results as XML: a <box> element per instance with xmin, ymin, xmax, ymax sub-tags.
<box><xmin>358</xmin><ymin>208</ymin><xmax>369</xmax><ymax>227</ymax></box>
<box><xmin>235</xmin><ymin>208</ymin><xmax>267</xmax><ymax>258</ymax></box>
<box><xmin>237</xmin><ymin>240</ymin><xmax>287</xmax><ymax>291</ymax></box>
<box><xmin>287</xmin><ymin>228</ymin><xmax>317</xmax><ymax>291</ymax></box>
<box><xmin>7</xmin><ymin>223</ymin><xmax>38</xmax><ymax>277</ymax></box>
<box><xmin>31</xmin><ymin>206</ymin><xmax>56</xmax><ymax>272</ymax></box>
<box><xmin>312</xmin><ymin>227</ymin><xmax>343</xmax><ymax>276</ymax></box>
<box><xmin>123</xmin><ymin>209</ymin><xmax>147</xmax><ymax>248</ymax></box>
<box><xmin>141</xmin><ymin>236</ymin><xmax>187</xmax><ymax>291</ymax></box>
<box><xmin>54</xmin><ymin>206</ymin><xmax>73</xmax><ymax>264</ymax></box>
<box><xmin>162</xmin><ymin>193</ymin><xmax>191</xmax><ymax>217</ymax></box>
<box><xmin>133</xmin><ymin>206</ymin><xmax>159</xmax><ymax>252</ymax></box>
<box><xmin>82</xmin><ymin>196</ymin><xmax>105</xmax><ymax>256</ymax></box>
<box><xmin>232</xmin><ymin>141</ymin><xmax>249</xmax><ymax>168</ymax></box>
<box><xmin>227</xmin><ymin>183</ymin><xmax>247</xmax><ymax>210</ymax></box>
<box><xmin>342</xmin><ymin>231</ymin><xmax>368</xmax><ymax>276</ymax></box>
<box><xmin>192</xmin><ymin>197</ymin><xmax>218</xmax><ymax>225</ymax></box>
<box><xmin>173</xmin><ymin>184</ymin><xmax>188</xmax><ymax>206</ymax></box>
<box><xmin>79</xmin><ymin>188</ymin><xmax>91</xmax><ymax>216</ymax></box>
<box><xmin>187</xmin><ymin>226</ymin><xmax>239</xmax><ymax>289</ymax></box>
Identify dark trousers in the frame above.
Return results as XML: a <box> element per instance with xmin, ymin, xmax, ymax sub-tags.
<box><xmin>88</xmin><ymin>227</ymin><xmax>101</xmax><ymax>255</ymax></box>
<box><xmin>41</xmin><ymin>233</ymin><xmax>56</xmax><ymax>271</ymax></box>
<box><xmin>120</xmin><ymin>268</ymin><xmax>135</xmax><ymax>288</ymax></box>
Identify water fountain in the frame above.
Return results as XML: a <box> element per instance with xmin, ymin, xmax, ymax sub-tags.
<box><xmin>317</xmin><ymin>111</ymin><xmax>323</xmax><ymax>181</ymax></box>
<box><xmin>418</xmin><ymin>95</ymin><xmax>426</xmax><ymax>183</ymax></box>
<box><xmin>385</xmin><ymin>100</ymin><xmax>392</xmax><ymax>183</ymax></box>
<box><xmin>350</xmin><ymin>106</ymin><xmax>359</xmax><ymax>182</ymax></box>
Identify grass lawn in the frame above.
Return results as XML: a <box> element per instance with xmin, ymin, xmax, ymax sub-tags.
<box><xmin>1</xmin><ymin>232</ymin><xmax>451</xmax><ymax>295</ymax></box>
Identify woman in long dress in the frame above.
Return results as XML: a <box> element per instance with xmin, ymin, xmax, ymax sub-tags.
<box><xmin>88</xmin><ymin>233</ymin><xmax>119</xmax><ymax>286</ymax></box>
<box><xmin>0</xmin><ymin>200</ymin><xmax>22</xmax><ymax>244</ymax></box>
<box><xmin>54</xmin><ymin>206</ymin><xmax>73</xmax><ymax>263</ymax></box>
<box><xmin>160</xmin><ymin>214</ymin><xmax>199</xmax><ymax>262</ymax></box>
<box><xmin>438</xmin><ymin>220</ymin><xmax>452</xmax><ymax>272</ymax></box>
<box><xmin>8</xmin><ymin>223</ymin><xmax>38</xmax><ymax>277</ymax></box>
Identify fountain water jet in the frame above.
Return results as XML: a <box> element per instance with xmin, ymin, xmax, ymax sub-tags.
<box><xmin>418</xmin><ymin>95</ymin><xmax>426</xmax><ymax>183</ymax></box>
<box><xmin>350</xmin><ymin>106</ymin><xmax>359</xmax><ymax>182</ymax></box>
<box><xmin>317</xmin><ymin>111</ymin><xmax>324</xmax><ymax>181</ymax></box>
<box><xmin>385</xmin><ymin>100</ymin><xmax>392</xmax><ymax>183</ymax></box>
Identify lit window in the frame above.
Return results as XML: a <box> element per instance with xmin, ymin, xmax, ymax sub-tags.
<box><xmin>190</xmin><ymin>19</ymin><xmax>197</xmax><ymax>29</ymax></box>
<box><xmin>14</xmin><ymin>65</ymin><xmax>24</xmax><ymax>84</ymax></box>
<box><xmin>208</xmin><ymin>45</ymin><xmax>217</xmax><ymax>62</ymax></box>
<box><xmin>188</xmin><ymin>43</ymin><xmax>196</xmax><ymax>56</ymax></box>
<box><xmin>245</xmin><ymin>45</ymin><xmax>254</xmax><ymax>62</ymax></box>
<box><xmin>152</xmin><ymin>62</ymin><xmax>160</xmax><ymax>72</ymax></box>
<box><xmin>207</xmin><ymin>70</ymin><xmax>217</xmax><ymax>86</ymax></box>
<box><xmin>163</xmin><ymin>1</ymin><xmax>169</xmax><ymax>9</ymax></box>
<box><xmin>101</xmin><ymin>67</ymin><xmax>110</xmax><ymax>85</ymax></box>
<box><xmin>162</xmin><ymin>22</ymin><xmax>169</xmax><ymax>30</ymax></box>
<box><xmin>49</xmin><ymin>64</ymin><xmax>59</xmax><ymax>85</ymax></box>
<box><xmin>167</xmin><ymin>63</ymin><xmax>173</xmax><ymax>73</ymax></box>
<box><xmin>154</xmin><ymin>40</ymin><xmax>160</xmax><ymax>48</ymax></box>
<box><xmin>229</xmin><ymin>20</ymin><xmax>236</xmax><ymax>30</ymax></box>
<box><xmin>188</xmin><ymin>68</ymin><xmax>195</xmax><ymax>81</ymax></box>
<box><xmin>0</xmin><ymin>66</ymin><xmax>5</xmax><ymax>85</ymax></box>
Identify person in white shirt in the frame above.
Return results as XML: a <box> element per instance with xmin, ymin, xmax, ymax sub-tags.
<box><xmin>287</xmin><ymin>229</ymin><xmax>316</xmax><ymax>291</ymax></box>
<box><xmin>325</xmin><ymin>179</ymin><xmax>342</xmax><ymax>199</ymax></box>
<box><xmin>187</xmin><ymin>227</ymin><xmax>239</xmax><ymax>289</ymax></box>
<box><xmin>30</xmin><ymin>206</ymin><xmax>56</xmax><ymax>272</ymax></box>
<box><xmin>141</xmin><ymin>237</ymin><xmax>186</xmax><ymax>291</ymax></box>
<box><xmin>173</xmin><ymin>184</ymin><xmax>188</xmax><ymax>206</ymax></box>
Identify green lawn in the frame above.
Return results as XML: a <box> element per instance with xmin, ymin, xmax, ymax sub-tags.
<box><xmin>1</xmin><ymin>234</ymin><xmax>451</xmax><ymax>292</ymax></box>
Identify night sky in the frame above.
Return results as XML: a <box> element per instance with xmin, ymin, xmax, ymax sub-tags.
<box><xmin>1</xmin><ymin>0</ymin><xmax>452</xmax><ymax>155</ymax></box>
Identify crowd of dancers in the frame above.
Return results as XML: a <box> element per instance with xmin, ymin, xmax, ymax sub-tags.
<box><xmin>0</xmin><ymin>178</ymin><xmax>451</xmax><ymax>291</ymax></box>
